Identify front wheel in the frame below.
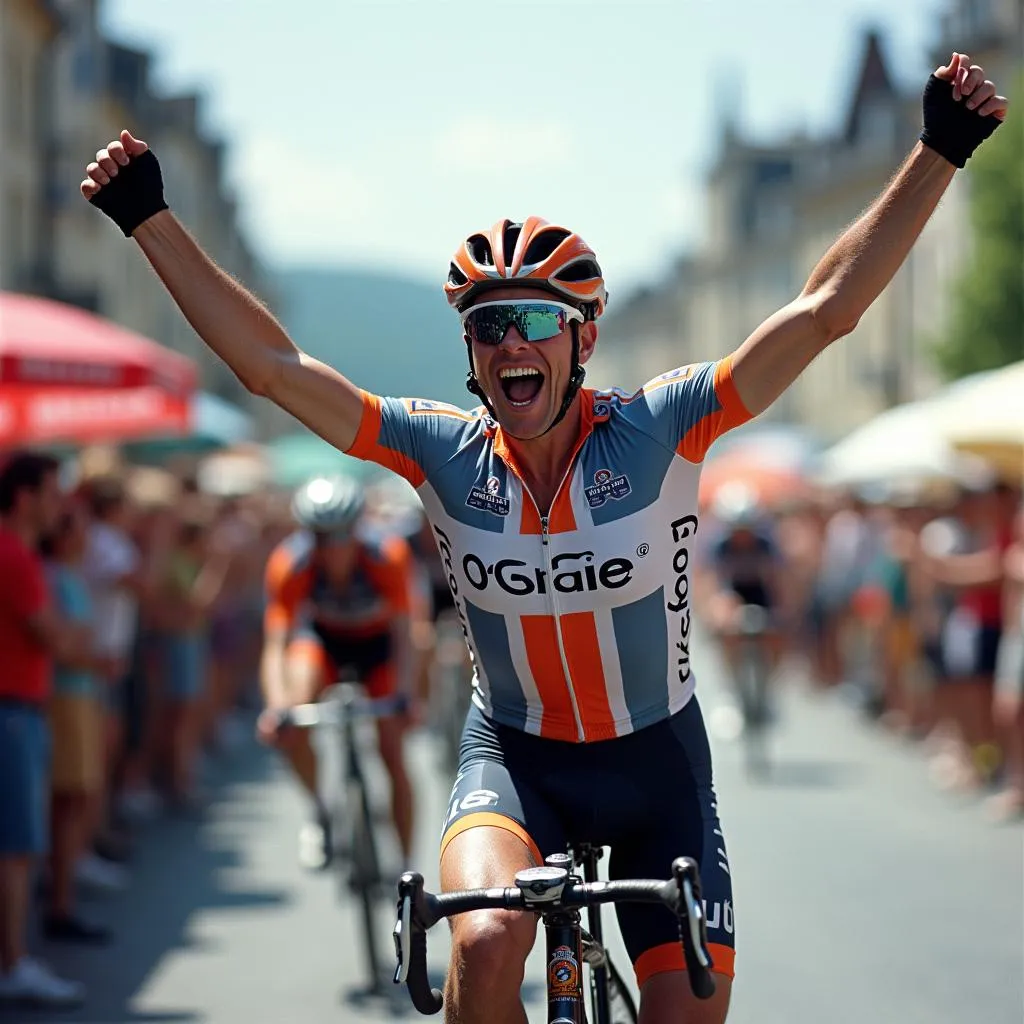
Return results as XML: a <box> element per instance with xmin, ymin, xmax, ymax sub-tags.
<box><xmin>347</xmin><ymin>778</ymin><xmax>384</xmax><ymax>992</ymax></box>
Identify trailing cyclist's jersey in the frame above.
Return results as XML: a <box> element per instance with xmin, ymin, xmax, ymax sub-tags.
<box><xmin>263</xmin><ymin>531</ymin><xmax>413</xmax><ymax>638</ymax></box>
<box><xmin>346</xmin><ymin>358</ymin><xmax>751</xmax><ymax>742</ymax></box>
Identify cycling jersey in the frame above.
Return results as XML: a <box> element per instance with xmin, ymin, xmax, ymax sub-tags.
<box><xmin>346</xmin><ymin>358</ymin><xmax>751</xmax><ymax>742</ymax></box>
<box><xmin>264</xmin><ymin>531</ymin><xmax>414</xmax><ymax>667</ymax></box>
<box><xmin>709</xmin><ymin>525</ymin><xmax>781</xmax><ymax>609</ymax></box>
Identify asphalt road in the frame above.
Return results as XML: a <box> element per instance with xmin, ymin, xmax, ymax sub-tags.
<box><xmin>6</xmin><ymin>637</ymin><xmax>1022</xmax><ymax>1024</ymax></box>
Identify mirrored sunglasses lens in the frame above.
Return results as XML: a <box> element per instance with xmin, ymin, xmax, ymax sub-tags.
<box><xmin>465</xmin><ymin>307</ymin><xmax>509</xmax><ymax>345</ymax></box>
<box><xmin>518</xmin><ymin>306</ymin><xmax>565</xmax><ymax>341</ymax></box>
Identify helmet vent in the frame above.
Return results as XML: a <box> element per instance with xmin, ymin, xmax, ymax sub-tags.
<box><xmin>466</xmin><ymin>234</ymin><xmax>494</xmax><ymax>267</ymax></box>
<box><xmin>554</xmin><ymin>257</ymin><xmax>601</xmax><ymax>283</ymax></box>
<box><xmin>502</xmin><ymin>222</ymin><xmax>523</xmax><ymax>264</ymax></box>
<box><xmin>447</xmin><ymin>263</ymin><xmax>468</xmax><ymax>287</ymax></box>
<box><xmin>523</xmin><ymin>228</ymin><xmax>570</xmax><ymax>267</ymax></box>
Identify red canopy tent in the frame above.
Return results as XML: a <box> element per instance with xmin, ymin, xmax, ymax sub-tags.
<box><xmin>0</xmin><ymin>292</ymin><xmax>198</xmax><ymax>445</ymax></box>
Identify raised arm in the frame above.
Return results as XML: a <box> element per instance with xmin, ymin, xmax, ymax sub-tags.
<box><xmin>81</xmin><ymin>131</ymin><xmax>364</xmax><ymax>452</ymax></box>
<box><xmin>729</xmin><ymin>52</ymin><xmax>1008</xmax><ymax>417</ymax></box>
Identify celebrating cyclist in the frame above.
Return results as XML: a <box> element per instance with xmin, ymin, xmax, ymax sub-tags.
<box><xmin>82</xmin><ymin>52</ymin><xmax>1006</xmax><ymax>1024</ymax></box>
<box><xmin>259</xmin><ymin>476</ymin><xmax>417</xmax><ymax>869</ymax></box>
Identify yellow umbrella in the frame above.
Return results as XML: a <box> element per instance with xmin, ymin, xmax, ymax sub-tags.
<box><xmin>942</xmin><ymin>361</ymin><xmax>1024</xmax><ymax>484</ymax></box>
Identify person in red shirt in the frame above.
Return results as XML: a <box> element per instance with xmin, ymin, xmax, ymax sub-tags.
<box><xmin>924</xmin><ymin>481</ymin><xmax>1019</xmax><ymax>789</ymax></box>
<box><xmin>257</xmin><ymin>476</ymin><xmax>417</xmax><ymax>871</ymax></box>
<box><xmin>0</xmin><ymin>452</ymin><xmax>87</xmax><ymax>1006</ymax></box>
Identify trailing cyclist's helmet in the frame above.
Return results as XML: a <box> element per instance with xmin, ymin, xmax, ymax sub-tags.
<box><xmin>444</xmin><ymin>217</ymin><xmax>608</xmax><ymax>318</ymax></box>
<box><xmin>445</xmin><ymin>217</ymin><xmax>608</xmax><ymax>433</ymax></box>
<box><xmin>291</xmin><ymin>475</ymin><xmax>365</xmax><ymax>534</ymax></box>
<box><xmin>712</xmin><ymin>481</ymin><xmax>761</xmax><ymax>529</ymax></box>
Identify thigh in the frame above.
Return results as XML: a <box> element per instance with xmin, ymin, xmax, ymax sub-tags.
<box><xmin>440</xmin><ymin>704</ymin><xmax>566</xmax><ymax>870</ymax></box>
<box><xmin>607</xmin><ymin>699</ymin><xmax>735</xmax><ymax>987</ymax></box>
<box><xmin>284</xmin><ymin>632</ymin><xmax>334</xmax><ymax>702</ymax></box>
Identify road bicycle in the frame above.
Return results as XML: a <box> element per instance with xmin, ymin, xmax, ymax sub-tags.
<box><xmin>278</xmin><ymin>682</ymin><xmax>407</xmax><ymax>994</ymax></box>
<box><xmin>393</xmin><ymin>846</ymin><xmax>715</xmax><ymax>1022</ymax></box>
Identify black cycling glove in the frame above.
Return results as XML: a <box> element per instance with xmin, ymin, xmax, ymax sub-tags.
<box><xmin>919</xmin><ymin>73</ymin><xmax>1002</xmax><ymax>169</ymax></box>
<box><xmin>88</xmin><ymin>149</ymin><xmax>169</xmax><ymax>237</ymax></box>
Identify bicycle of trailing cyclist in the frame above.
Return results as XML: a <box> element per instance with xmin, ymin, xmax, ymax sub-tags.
<box><xmin>725</xmin><ymin>603</ymin><xmax>774</xmax><ymax>779</ymax></box>
<box><xmin>393</xmin><ymin>849</ymin><xmax>715</xmax><ymax>1022</ymax></box>
<box><xmin>278</xmin><ymin>682</ymin><xmax>408</xmax><ymax>994</ymax></box>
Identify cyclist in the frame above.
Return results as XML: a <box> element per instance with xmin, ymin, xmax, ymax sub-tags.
<box><xmin>704</xmin><ymin>483</ymin><xmax>785</xmax><ymax>713</ymax></box>
<box><xmin>258</xmin><ymin>476</ymin><xmax>417</xmax><ymax>870</ymax></box>
<box><xmin>81</xmin><ymin>53</ymin><xmax>1006</xmax><ymax>1023</ymax></box>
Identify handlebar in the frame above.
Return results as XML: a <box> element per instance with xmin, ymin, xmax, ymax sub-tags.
<box><xmin>393</xmin><ymin>856</ymin><xmax>716</xmax><ymax>1014</ymax></box>
<box><xmin>274</xmin><ymin>684</ymin><xmax>409</xmax><ymax>730</ymax></box>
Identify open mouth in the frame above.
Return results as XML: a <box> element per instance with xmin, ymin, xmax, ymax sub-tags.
<box><xmin>498</xmin><ymin>366</ymin><xmax>545</xmax><ymax>408</ymax></box>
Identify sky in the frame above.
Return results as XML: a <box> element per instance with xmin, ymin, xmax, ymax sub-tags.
<box><xmin>101</xmin><ymin>0</ymin><xmax>945</xmax><ymax>295</ymax></box>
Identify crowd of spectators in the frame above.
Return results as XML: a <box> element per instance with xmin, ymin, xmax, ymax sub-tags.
<box><xmin>0</xmin><ymin>448</ymin><xmax>289</xmax><ymax>1006</ymax></box>
<box><xmin>735</xmin><ymin>475</ymin><xmax>1024</xmax><ymax>818</ymax></box>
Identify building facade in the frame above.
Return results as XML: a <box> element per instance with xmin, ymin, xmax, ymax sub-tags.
<box><xmin>595</xmin><ymin>3</ymin><xmax>1022</xmax><ymax>441</ymax></box>
<box><xmin>1</xmin><ymin>0</ymin><xmax>285</xmax><ymax>438</ymax></box>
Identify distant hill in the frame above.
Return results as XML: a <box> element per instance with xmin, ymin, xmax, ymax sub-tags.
<box><xmin>274</xmin><ymin>266</ymin><xmax>471</xmax><ymax>407</ymax></box>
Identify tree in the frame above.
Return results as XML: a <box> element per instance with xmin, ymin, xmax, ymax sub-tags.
<box><xmin>933</xmin><ymin>70</ymin><xmax>1023</xmax><ymax>380</ymax></box>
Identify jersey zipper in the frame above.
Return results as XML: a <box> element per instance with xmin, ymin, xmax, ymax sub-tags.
<box><xmin>536</xmin><ymin>500</ymin><xmax>586</xmax><ymax>743</ymax></box>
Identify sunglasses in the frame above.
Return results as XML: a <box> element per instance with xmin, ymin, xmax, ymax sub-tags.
<box><xmin>461</xmin><ymin>300</ymin><xmax>584</xmax><ymax>346</ymax></box>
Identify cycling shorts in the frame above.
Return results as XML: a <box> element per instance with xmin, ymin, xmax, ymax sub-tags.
<box><xmin>286</xmin><ymin>628</ymin><xmax>395</xmax><ymax>699</ymax></box>
<box><xmin>441</xmin><ymin>696</ymin><xmax>735</xmax><ymax>985</ymax></box>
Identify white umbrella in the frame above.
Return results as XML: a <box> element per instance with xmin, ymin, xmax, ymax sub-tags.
<box><xmin>815</xmin><ymin>398</ymin><xmax>975</xmax><ymax>488</ymax></box>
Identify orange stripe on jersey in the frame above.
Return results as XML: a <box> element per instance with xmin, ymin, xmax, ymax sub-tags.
<box><xmin>263</xmin><ymin>543</ymin><xmax>313</xmax><ymax>634</ymax></box>
<box><xmin>546</xmin><ymin>466</ymin><xmax>577</xmax><ymax>534</ymax></box>
<box><xmin>520</xmin><ymin>614</ymin><xmax>574</xmax><ymax>737</ymax></box>
<box><xmin>676</xmin><ymin>357</ymin><xmax>752</xmax><ymax>463</ymax></box>
<box><xmin>346</xmin><ymin>390</ymin><xmax>426</xmax><ymax>486</ymax></box>
<box><xmin>558</xmin><ymin>612</ymin><xmax>615</xmax><ymax>740</ymax></box>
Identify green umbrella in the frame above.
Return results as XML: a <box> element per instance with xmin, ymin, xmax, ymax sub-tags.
<box><xmin>121</xmin><ymin>391</ymin><xmax>255</xmax><ymax>465</ymax></box>
<box><xmin>267</xmin><ymin>431</ymin><xmax>384</xmax><ymax>488</ymax></box>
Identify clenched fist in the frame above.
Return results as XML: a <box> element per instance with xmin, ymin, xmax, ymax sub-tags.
<box><xmin>81</xmin><ymin>129</ymin><xmax>169</xmax><ymax>236</ymax></box>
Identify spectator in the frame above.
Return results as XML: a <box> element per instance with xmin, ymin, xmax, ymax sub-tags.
<box><xmin>41</xmin><ymin>502</ymin><xmax>117</xmax><ymax>944</ymax></box>
<box><xmin>153</xmin><ymin>512</ymin><xmax>234</xmax><ymax>808</ymax></box>
<box><xmin>0</xmin><ymin>452</ymin><xmax>84</xmax><ymax>1007</ymax></box>
<box><xmin>81</xmin><ymin>475</ymin><xmax>161</xmax><ymax>848</ymax></box>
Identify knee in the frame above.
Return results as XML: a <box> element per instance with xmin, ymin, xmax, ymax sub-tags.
<box><xmin>451</xmin><ymin>910</ymin><xmax>533</xmax><ymax>992</ymax></box>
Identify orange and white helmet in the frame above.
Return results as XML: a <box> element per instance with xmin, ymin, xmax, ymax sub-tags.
<box><xmin>445</xmin><ymin>217</ymin><xmax>608</xmax><ymax>319</ymax></box>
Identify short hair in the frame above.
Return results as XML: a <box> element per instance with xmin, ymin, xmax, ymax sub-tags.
<box><xmin>84</xmin><ymin>474</ymin><xmax>126</xmax><ymax>519</ymax></box>
<box><xmin>0</xmin><ymin>451</ymin><xmax>60</xmax><ymax>514</ymax></box>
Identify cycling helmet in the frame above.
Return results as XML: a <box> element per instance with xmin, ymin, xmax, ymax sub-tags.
<box><xmin>291</xmin><ymin>475</ymin><xmax>365</xmax><ymax>534</ymax></box>
<box><xmin>445</xmin><ymin>217</ymin><xmax>608</xmax><ymax>318</ymax></box>
<box><xmin>445</xmin><ymin>217</ymin><xmax>608</xmax><ymax>434</ymax></box>
<box><xmin>712</xmin><ymin>481</ymin><xmax>761</xmax><ymax>528</ymax></box>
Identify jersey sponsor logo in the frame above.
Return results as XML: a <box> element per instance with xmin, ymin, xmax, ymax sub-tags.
<box><xmin>403</xmin><ymin>397</ymin><xmax>476</xmax><ymax>421</ymax></box>
<box><xmin>431</xmin><ymin>525</ymin><xmax>475</xmax><ymax>657</ymax></box>
<box><xmin>703</xmin><ymin>899</ymin><xmax>735</xmax><ymax>935</ymax></box>
<box><xmin>462</xmin><ymin>549</ymin><xmax>634</xmax><ymax>597</ymax></box>
<box><xmin>643</xmin><ymin>363</ymin><xmax>698</xmax><ymax>393</ymax></box>
<box><xmin>547</xmin><ymin>945</ymin><xmax>580</xmax><ymax>1000</ymax></box>
<box><xmin>584</xmin><ymin>468</ymin><xmax>632</xmax><ymax>509</ymax></box>
<box><xmin>466</xmin><ymin>474</ymin><xmax>510</xmax><ymax>517</ymax></box>
<box><xmin>668</xmin><ymin>515</ymin><xmax>698</xmax><ymax>684</ymax></box>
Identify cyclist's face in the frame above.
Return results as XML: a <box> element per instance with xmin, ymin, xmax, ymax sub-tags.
<box><xmin>316</xmin><ymin>536</ymin><xmax>359</xmax><ymax>580</ymax></box>
<box><xmin>468</xmin><ymin>286</ymin><xmax>597</xmax><ymax>440</ymax></box>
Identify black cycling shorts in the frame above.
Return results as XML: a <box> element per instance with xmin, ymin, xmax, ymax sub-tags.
<box><xmin>440</xmin><ymin>697</ymin><xmax>736</xmax><ymax>984</ymax></box>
